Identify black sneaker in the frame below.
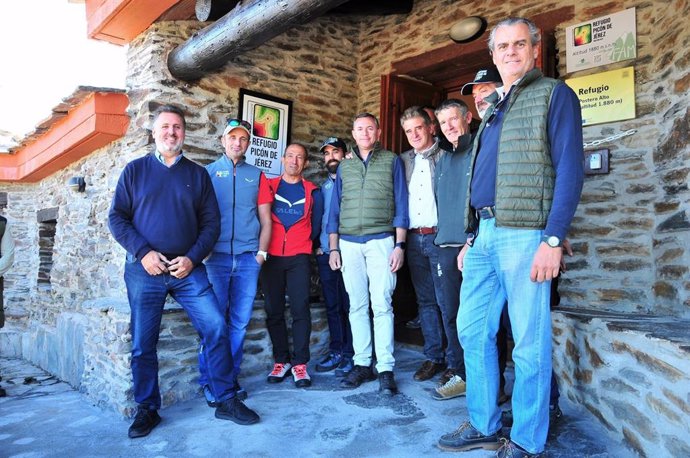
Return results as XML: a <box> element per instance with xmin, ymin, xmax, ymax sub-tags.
<box><xmin>340</xmin><ymin>365</ymin><xmax>375</xmax><ymax>389</ymax></box>
<box><xmin>315</xmin><ymin>352</ymin><xmax>343</xmax><ymax>372</ymax></box>
<box><xmin>496</xmin><ymin>438</ymin><xmax>542</xmax><ymax>457</ymax></box>
<box><xmin>215</xmin><ymin>397</ymin><xmax>260</xmax><ymax>425</ymax></box>
<box><xmin>437</xmin><ymin>421</ymin><xmax>500</xmax><ymax>452</ymax></box>
<box><xmin>378</xmin><ymin>371</ymin><xmax>398</xmax><ymax>396</ymax></box>
<box><xmin>128</xmin><ymin>407</ymin><xmax>161</xmax><ymax>439</ymax></box>
<box><xmin>335</xmin><ymin>357</ymin><xmax>354</xmax><ymax>377</ymax></box>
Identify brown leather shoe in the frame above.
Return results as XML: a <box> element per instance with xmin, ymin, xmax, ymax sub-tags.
<box><xmin>438</xmin><ymin>368</ymin><xmax>457</xmax><ymax>386</ymax></box>
<box><xmin>414</xmin><ymin>360</ymin><xmax>447</xmax><ymax>381</ymax></box>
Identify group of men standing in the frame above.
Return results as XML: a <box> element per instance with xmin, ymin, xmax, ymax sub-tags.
<box><xmin>108</xmin><ymin>15</ymin><xmax>583</xmax><ymax>458</ymax></box>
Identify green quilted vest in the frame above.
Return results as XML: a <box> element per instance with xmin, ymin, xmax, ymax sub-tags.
<box><xmin>465</xmin><ymin>69</ymin><xmax>559</xmax><ymax>231</ymax></box>
<box><xmin>339</xmin><ymin>147</ymin><xmax>396</xmax><ymax>236</ymax></box>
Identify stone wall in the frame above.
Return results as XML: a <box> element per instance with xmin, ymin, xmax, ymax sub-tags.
<box><xmin>354</xmin><ymin>0</ymin><xmax>690</xmax><ymax>317</ymax></box>
<box><xmin>1</xmin><ymin>14</ymin><xmax>353</xmax><ymax>414</ymax></box>
<box><xmin>553</xmin><ymin>309</ymin><xmax>690</xmax><ymax>457</ymax></box>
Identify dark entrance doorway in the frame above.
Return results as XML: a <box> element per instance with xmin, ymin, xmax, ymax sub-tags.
<box><xmin>381</xmin><ymin>8</ymin><xmax>573</xmax><ymax>345</ymax></box>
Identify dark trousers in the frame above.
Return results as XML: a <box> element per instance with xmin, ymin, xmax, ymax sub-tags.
<box><xmin>260</xmin><ymin>254</ymin><xmax>312</xmax><ymax>365</ymax></box>
<box><xmin>316</xmin><ymin>253</ymin><xmax>354</xmax><ymax>358</ymax></box>
<box><xmin>437</xmin><ymin>245</ymin><xmax>466</xmax><ymax>378</ymax></box>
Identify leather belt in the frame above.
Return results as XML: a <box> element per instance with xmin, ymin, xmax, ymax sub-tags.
<box><xmin>409</xmin><ymin>226</ymin><xmax>437</xmax><ymax>235</ymax></box>
<box><xmin>476</xmin><ymin>206</ymin><xmax>496</xmax><ymax>220</ymax></box>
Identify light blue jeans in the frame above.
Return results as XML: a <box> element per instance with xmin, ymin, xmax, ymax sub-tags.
<box><xmin>199</xmin><ymin>252</ymin><xmax>261</xmax><ymax>391</ymax></box>
<box><xmin>458</xmin><ymin>218</ymin><xmax>551</xmax><ymax>454</ymax></box>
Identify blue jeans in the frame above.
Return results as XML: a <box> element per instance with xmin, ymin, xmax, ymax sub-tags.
<box><xmin>406</xmin><ymin>232</ymin><xmax>445</xmax><ymax>364</ymax></box>
<box><xmin>458</xmin><ymin>218</ymin><xmax>551</xmax><ymax>454</ymax></box>
<box><xmin>124</xmin><ymin>257</ymin><xmax>235</xmax><ymax>409</ymax></box>
<box><xmin>199</xmin><ymin>252</ymin><xmax>261</xmax><ymax>390</ymax></box>
<box><xmin>316</xmin><ymin>253</ymin><xmax>354</xmax><ymax>358</ymax></box>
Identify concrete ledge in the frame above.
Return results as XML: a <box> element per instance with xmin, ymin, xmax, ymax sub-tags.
<box><xmin>3</xmin><ymin>296</ymin><xmax>330</xmax><ymax>417</ymax></box>
<box><xmin>553</xmin><ymin>308</ymin><xmax>690</xmax><ymax>457</ymax></box>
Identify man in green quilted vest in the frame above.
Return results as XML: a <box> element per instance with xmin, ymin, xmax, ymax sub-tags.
<box><xmin>438</xmin><ymin>17</ymin><xmax>584</xmax><ymax>457</ymax></box>
<box><xmin>326</xmin><ymin>113</ymin><xmax>409</xmax><ymax>396</ymax></box>
<box><xmin>0</xmin><ymin>213</ymin><xmax>16</xmax><ymax>398</ymax></box>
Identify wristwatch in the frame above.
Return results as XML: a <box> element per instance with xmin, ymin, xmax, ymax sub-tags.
<box><xmin>395</xmin><ymin>241</ymin><xmax>406</xmax><ymax>250</ymax></box>
<box><xmin>257</xmin><ymin>250</ymin><xmax>268</xmax><ymax>261</ymax></box>
<box><xmin>541</xmin><ymin>235</ymin><xmax>562</xmax><ymax>248</ymax></box>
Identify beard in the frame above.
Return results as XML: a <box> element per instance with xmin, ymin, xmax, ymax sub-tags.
<box><xmin>326</xmin><ymin>160</ymin><xmax>340</xmax><ymax>174</ymax></box>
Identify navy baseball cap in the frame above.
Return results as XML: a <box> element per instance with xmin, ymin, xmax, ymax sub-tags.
<box><xmin>319</xmin><ymin>136</ymin><xmax>347</xmax><ymax>153</ymax></box>
<box><xmin>460</xmin><ymin>67</ymin><xmax>503</xmax><ymax>95</ymax></box>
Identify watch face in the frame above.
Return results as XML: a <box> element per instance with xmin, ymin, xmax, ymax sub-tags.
<box><xmin>547</xmin><ymin>236</ymin><xmax>560</xmax><ymax>247</ymax></box>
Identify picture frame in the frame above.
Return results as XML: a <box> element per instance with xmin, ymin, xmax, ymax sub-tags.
<box><xmin>238</xmin><ymin>89</ymin><xmax>293</xmax><ymax>178</ymax></box>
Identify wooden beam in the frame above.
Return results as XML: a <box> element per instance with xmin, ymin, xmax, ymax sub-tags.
<box><xmin>168</xmin><ymin>0</ymin><xmax>350</xmax><ymax>81</ymax></box>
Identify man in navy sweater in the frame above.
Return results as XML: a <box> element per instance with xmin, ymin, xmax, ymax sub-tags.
<box><xmin>109</xmin><ymin>105</ymin><xmax>260</xmax><ymax>439</ymax></box>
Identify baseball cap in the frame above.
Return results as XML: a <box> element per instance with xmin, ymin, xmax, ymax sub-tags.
<box><xmin>319</xmin><ymin>136</ymin><xmax>347</xmax><ymax>153</ymax></box>
<box><xmin>460</xmin><ymin>67</ymin><xmax>503</xmax><ymax>95</ymax></box>
<box><xmin>223</xmin><ymin>118</ymin><xmax>252</xmax><ymax>137</ymax></box>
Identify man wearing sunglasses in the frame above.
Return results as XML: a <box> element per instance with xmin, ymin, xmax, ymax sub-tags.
<box><xmin>201</xmin><ymin>118</ymin><xmax>273</xmax><ymax>405</ymax></box>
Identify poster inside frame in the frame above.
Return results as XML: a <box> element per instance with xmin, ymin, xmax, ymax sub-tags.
<box><xmin>565</xmin><ymin>8</ymin><xmax>636</xmax><ymax>73</ymax></box>
<box><xmin>565</xmin><ymin>66</ymin><xmax>635</xmax><ymax>127</ymax></box>
<box><xmin>239</xmin><ymin>89</ymin><xmax>292</xmax><ymax>178</ymax></box>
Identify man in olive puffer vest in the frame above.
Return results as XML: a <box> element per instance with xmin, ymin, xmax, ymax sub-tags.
<box><xmin>327</xmin><ymin>113</ymin><xmax>409</xmax><ymax>396</ymax></box>
<box><xmin>438</xmin><ymin>17</ymin><xmax>584</xmax><ymax>458</ymax></box>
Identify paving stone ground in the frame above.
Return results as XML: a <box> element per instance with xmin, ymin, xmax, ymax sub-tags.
<box><xmin>0</xmin><ymin>348</ymin><xmax>628</xmax><ymax>457</ymax></box>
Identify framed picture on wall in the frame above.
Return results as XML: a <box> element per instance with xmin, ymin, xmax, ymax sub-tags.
<box><xmin>238</xmin><ymin>89</ymin><xmax>293</xmax><ymax>178</ymax></box>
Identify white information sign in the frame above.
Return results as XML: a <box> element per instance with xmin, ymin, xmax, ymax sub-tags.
<box><xmin>565</xmin><ymin>8</ymin><xmax>636</xmax><ymax>73</ymax></box>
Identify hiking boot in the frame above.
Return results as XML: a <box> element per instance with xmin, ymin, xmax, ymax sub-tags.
<box><xmin>414</xmin><ymin>360</ymin><xmax>446</xmax><ymax>381</ymax></box>
<box><xmin>340</xmin><ymin>365</ymin><xmax>375</xmax><ymax>389</ymax></box>
<box><xmin>335</xmin><ymin>357</ymin><xmax>354</xmax><ymax>377</ymax></box>
<box><xmin>292</xmin><ymin>364</ymin><xmax>312</xmax><ymax>388</ymax></box>
<box><xmin>378</xmin><ymin>371</ymin><xmax>398</xmax><ymax>396</ymax></box>
<box><xmin>432</xmin><ymin>375</ymin><xmax>466</xmax><ymax>400</ymax></box>
<box><xmin>267</xmin><ymin>362</ymin><xmax>292</xmax><ymax>383</ymax></box>
<box><xmin>496</xmin><ymin>438</ymin><xmax>542</xmax><ymax>457</ymax></box>
<box><xmin>438</xmin><ymin>421</ymin><xmax>501</xmax><ymax>452</ymax></box>
<box><xmin>315</xmin><ymin>352</ymin><xmax>343</xmax><ymax>372</ymax></box>
<box><xmin>215</xmin><ymin>397</ymin><xmax>260</xmax><ymax>425</ymax></box>
<box><xmin>236</xmin><ymin>387</ymin><xmax>248</xmax><ymax>401</ymax></box>
<box><xmin>128</xmin><ymin>407</ymin><xmax>161</xmax><ymax>439</ymax></box>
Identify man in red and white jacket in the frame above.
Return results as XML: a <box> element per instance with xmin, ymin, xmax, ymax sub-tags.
<box><xmin>260</xmin><ymin>143</ymin><xmax>323</xmax><ymax>388</ymax></box>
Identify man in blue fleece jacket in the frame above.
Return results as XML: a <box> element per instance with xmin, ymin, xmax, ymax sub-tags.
<box><xmin>109</xmin><ymin>105</ymin><xmax>260</xmax><ymax>439</ymax></box>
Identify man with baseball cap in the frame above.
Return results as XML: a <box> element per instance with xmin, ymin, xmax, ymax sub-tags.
<box><xmin>315</xmin><ymin>137</ymin><xmax>354</xmax><ymax>376</ymax></box>
<box><xmin>460</xmin><ymin>66</ymin><xmax>504</xmax><ymax>120</ymax></box>
<box><xmin>200</xmin><ymin>118</ymin><xmax>273</xmax><ymax>404</ymax></box>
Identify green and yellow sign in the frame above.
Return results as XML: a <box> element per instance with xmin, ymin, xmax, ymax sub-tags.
<box><xmin>565</xmin><ymin>66</ymin><xmax>635</xmax><ymax>126</ymax></box>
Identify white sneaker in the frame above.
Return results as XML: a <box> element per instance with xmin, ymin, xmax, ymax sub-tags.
<box><xmin>266</xmin><ymin>362</ymin><xmax>292</xmax><ymax>383</ymax></box>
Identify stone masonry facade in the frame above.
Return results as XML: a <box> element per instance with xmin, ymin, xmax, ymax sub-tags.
<box><xmin>0</xmin><ymin>0</ymin><xmax>688</xmax><ymax>455</ymax></box>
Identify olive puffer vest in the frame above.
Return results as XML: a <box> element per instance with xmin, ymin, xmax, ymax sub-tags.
<box><xmin>339</xmin><ymin>147</ymin><xmax>396</xmax><ymax>236</ymax></box>
<box><xmin>465</xmin><ymin>69</ymin><xmax>559</xmax><ymax>232</ymax></box>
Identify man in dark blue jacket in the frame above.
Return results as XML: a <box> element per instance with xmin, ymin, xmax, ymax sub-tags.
<box><xmin>109</xmin><ymin>105</ymin><xmax>260</xmax><ymax>439</ymax></box>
